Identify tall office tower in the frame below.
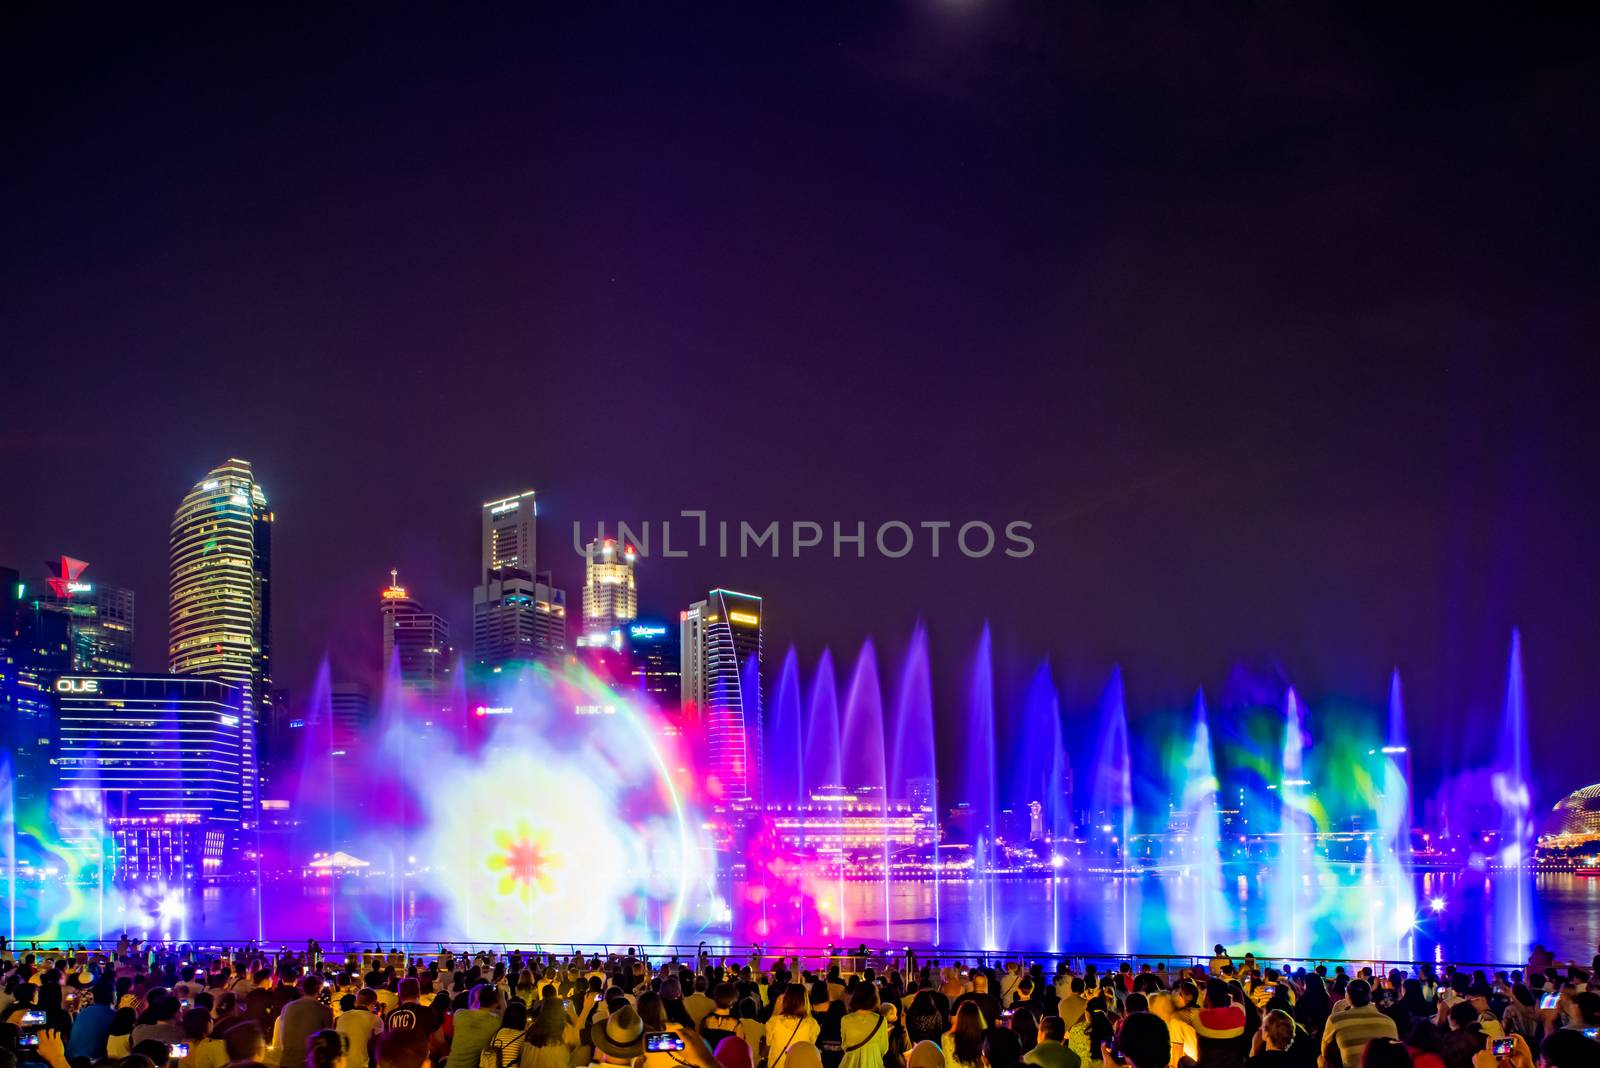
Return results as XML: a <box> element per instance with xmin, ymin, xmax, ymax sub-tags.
<box><xmin>474</xmin><ymin>490</ymin><xmax>567</xmax><ymax>667</ymax></box>
<box><xmin>685</xmin><ymin>589</ymin><xmax>763</xmax><ymax>802</ymax></box>
<box><xmin>626</xmin><ymin>619</ymin><xmax>680</xmax><ymax>715</ymax></box>
<box><xmin>28</xmin><ymin>556</ymin><xmax>136</xmax><ymax>673</ymax></box>
<box><xmin>53</xmin><ymin>673</ymin><xmax>243</xmax><ymax>880</ymax></box>
<box><xmin>680</xmin><ymin>601</ymin><xmax>706</xmax><ymax>718</ymax></box>
<box><xmin>329</xmin><ymin>682</ymin><xmax>372</xmax><ymax>757</ymax></box>
<box><xmin>582</xmin><ymin>538</ymin><xmax>637</xmax><ymax>639</ymax></box>
<box><xmin>380</xmin><ymin>570</ymin><xmax>453</xmax><ymax>703</ymax></box>
<box><xmin>4</xmin><ymin>568</ymin><xmax>73</xmax><ymax>814</ymax></box>
<box><xmin>168</xmin><ymin>459</ymin><xmax>273</xmax><ymax>828</ymax></box>
<box><xmin>483</xmin><ymin>490</ymin><xmax>537</xmax><ymax>573</ymax></box>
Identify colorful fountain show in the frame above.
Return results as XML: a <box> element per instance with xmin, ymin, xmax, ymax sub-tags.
<box><xmin>2</xmin><ymin>626</ymin><xmax>1568</xmax><ymax>963</ymax></box>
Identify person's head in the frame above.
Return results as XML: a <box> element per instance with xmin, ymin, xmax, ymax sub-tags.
<box><xmin>1347</xmin><ymin>980</ymin><xmax>1373</xmax><ymax>1009</ymax></box>
<box><xmin>1205</xmin><ymin>979</ymin><xmax>1231</xmax><ymax>1009</ymax></box>
<box><xmin>301</xmin><ymin>976</ymin><xmax>323</xmax><ymax>999</ymax></box>
<box><xmin>1214</xmin><ymin>946</ymin><xmax>1226</xmax><ymax>957</ymax></box>
<box><xmin>133</xmin><ymin>1041</ymin><xmax>173</xmax><ymax>1066</ymax></box>
<box><xmin>952</xmin><ymin>1003</ymin><xmax>986</xmax><ymax>1062</ymax></box>
<box><xmin>1448</xmin><ymin>1002</ymin><xmax>1479</xmax><ymax>1032</ymax></box>
<box><xmin>501</xmin><ymin>1000</ymin><xmax>527</xmax><ymax>1032</ymax></box>
<box><xmin>528</xmin><ymin>998</ymin><xmax>568</xmax><ymax>1046</ymax></box>
<box><xmin>469</xmin><ymin>984</ymin><xmax>501</xmax><ymax>1013</ymax></box>
<box><xmin>848</xmin><ymin>985</ymin><xmax>879</xmax><ymax>1013</ymax></box>
<box><xmin>118</xmin><ymin>1056</ymin><xmax>158</xmax><ymax>1068</ymax></box>
<box><xmin>224</xmin><ymin>1021</ymin><xmax>266</xmax><ymax>1065</ymax></box>
<box><xmin>713</xmin><ymin>1036</ymin><xmax>753</xmax><ymax>1068</ymax></box>
<box><xmin>590</xmin><ymin>1005</ymin><xmax>644</xmax><ymax>1064</ymax></box>
<box><xmin>1116</xmin><ymin>1013</ymin><xmax>1173</xmax><ymax>1068</ymax></box>
<box><xmin>1539</xmin><ymin>1030</ymin><xmax>1600</xmax><ymax>1068</ymax></box>
<box><xmin>397</xmin><ymin>978</ymin><xmax>420</xmax><ymax>1004</ymax></box>
<box><xmin>714</xmin><ymin>983</ymin><xmax>739</xmax><ymax>1011</ymax></box>
<box><xmin>375</xmin><ymin>1028</ymin><xmax>431</xmax><ymax>1068</ymax></box>
<box><xmin>1573</xmin><ymin>992</ymin><xmax>1600</xmax><ymax>1027</ymax></box>
<box><xmin>779</xmin><ymin>984</ymin><xmax>808</xmax><ymax>1019</ymax></box>
<box><xmin>1361</xmin><ymin>1037</ymin><xmax>1412</xmax><ymax>1068</ymax></box>
<box><xmin>150</xmin><ymin>994</ymin><xmax>182</xmax><ymax>1022</ymax></box>
<box><xmin>183</xmin><ymin>1007</ymin><xmax>214</xmax><ymax>1041</ymax></box>
<box><xmin>983</xmin><ymin>1027</ymin><xmax>1023</xmax><ymax>1068</ymax></box>
<box><xmin>1262</xmin><ymin>1010</ymin><xmax>1294</xmax><ymax>1051</ymax></box>
<box><xmin>906</xmin><ymin>1041</ymin><xmax>944</xmax><ymax>1068</ymax></box>
<box><xmin>1039</xmin><ymin>1016</ymin><xmax>1066</xmax><ymax>1043</ymax></box>
<box><xmin>307</xmin><ymin>1030</ymin><xmax>346</xmax><ymax>1068</ymax></box>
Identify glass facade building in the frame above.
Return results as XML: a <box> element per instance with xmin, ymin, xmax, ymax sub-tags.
<box><xmin>52</xmin><ymin>673</ymin><xmax>243</xmax><ymax>878</ymax></box>
<box><xmin>167</xmin><ymin>458</ymin><xmax>272</xmax><ymax>827</ymax></box>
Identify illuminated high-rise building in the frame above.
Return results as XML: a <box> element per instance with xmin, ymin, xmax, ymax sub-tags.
<box><xmin>683</xmin><ymin>589</ymin><xmax>763</xmax><ymax>802</ymax></box>
<box><xmin>582</xmin><ymin>538</ymin><xmax>637</xmax><ymax>639</ymax></box>
<box><xmin>52</xmin><ymin>673</ymin><xmax>243</xmax><ymax>880</ymax></box>
<box><xmin>483</xmin><ymin>490</ymin><xmax>537</xmax><ymax>574</ymax></box>
<box><xmin>474</xmin><ymin>490</ymin><xmax>566</xmax><ymax>667</ymax></box>
<box><xmin>380</xmin><ymin>570</ymin><xmax>453</xmax><ymax>705</ymax></box>
<box><xmin>0</xmin><ymin>565</ymin><xmax>67</xmax><ymax>813</ymax></box>
<box><xmin>167</xmin><ymin>458</ymin><xmax>272</xmax><ymax>826</ymax></box>
<box><xmin>26</xmin><ymin>556</ymin><xmax>135</xmax><ymax>674</ymax></box>
<box><xmin>627</xmin><ymin>619</ymin><xmax>679</xmax><ymax>715</ymax></box>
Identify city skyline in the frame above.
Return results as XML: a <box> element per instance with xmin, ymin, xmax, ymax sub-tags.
<box><xmin>5</xmin><ymin>5</ymin><xmax>1599</xmax><ymax>815</ymax></box>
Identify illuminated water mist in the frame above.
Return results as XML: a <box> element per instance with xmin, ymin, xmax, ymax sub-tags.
<box><xmin>1494</xmin><ymin>630</ymin><xmax>1534</xmax><ymax>962</ymax></box>
<box><xmin>890</xmin><ymin>623</ymin><xmax>939</xmax><ymax>946</ymax></box>
<box><xmin>966</xmin><ymin>626</ymin><xmax>999</xmax><ymax>950</ymax></box>
<box><xmin>804</xmin><ymin>649</ymin><xmax>841</xmax><ymax>796</ymax></box>
<box><xmin>1174</xmin><ymin>689</ymin><xmax>1227</xmax><ymax>954</ymax></box>
<box><xmin>1088</xmin><ymin>667</ymin><xmax>1132</xmax><ymax>953</ymax></box>
<box><xmin>1274</xmin><ymin>688</ymin><xmax>1309</xmax><ymax>957</ymax></box>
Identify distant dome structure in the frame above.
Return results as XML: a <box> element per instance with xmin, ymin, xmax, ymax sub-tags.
<box><xmin>1547</xmin><ymin>783</ymin><xmax>1600</xmax><ymax>837</ymax></box>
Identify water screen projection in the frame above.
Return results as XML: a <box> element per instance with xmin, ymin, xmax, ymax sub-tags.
<box><xmin>2</xmin><ymin>626</ymin><xmax>1563</xmax><ymax>962</ymax></box>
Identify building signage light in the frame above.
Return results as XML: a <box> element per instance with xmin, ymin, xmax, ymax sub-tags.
<box><xmin>55</xmin><ymin>678</ymin><xmax>99</xmax><ymax>694</ymax></box>
<box><xmin>630</xmin><ymin>624</ymin><xmax>668</xmax><ymax>638</ymax></box>
<box><xmin>728</xmin><ymin>611</ymin><xmax>760</xmax><ymax>626</ymax></box>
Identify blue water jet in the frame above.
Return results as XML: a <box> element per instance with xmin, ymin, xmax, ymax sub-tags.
<box><xmin>966</xmin><ymin>626</ymin><xmax>999</xmax><ymax>949</ymax></box>
<box><xmin>804</xmin><ymin>649</ymin><xmax>842</xmax><ymax>794</ymax></box>
<box><xmin>768</xmin><ymin>647</ymin><xmax>804</xmax><ymax>806</ymax></box>
<box><xmin>890</xmin><ymin>623</ymin><xmax>939</xmax><ymax>945</ymax></box>
<box><xmin>1494</xmin><ymin>630</ymin><xmax>1533</xmax><ymax>962</ymax></box>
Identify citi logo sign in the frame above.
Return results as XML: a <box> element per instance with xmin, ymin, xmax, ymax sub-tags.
<box><xmin>55</xmin><ymin>678</ymin><xmax>99</xmax><ymax>694</ymax></box>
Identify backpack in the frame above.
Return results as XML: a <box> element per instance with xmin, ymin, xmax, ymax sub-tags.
<box><xmin>480</xmin><ymin>1031</ymin><xmax>524</xmax><ymax>1068</ymax></box>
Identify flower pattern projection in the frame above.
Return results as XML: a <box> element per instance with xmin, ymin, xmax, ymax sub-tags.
<box><xmin>487</xmin><ymin>822</ymin><xmax>561</xmax><ymax>901</ymax></box>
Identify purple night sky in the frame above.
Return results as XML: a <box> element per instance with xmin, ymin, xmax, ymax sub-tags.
<box><xmin>3</xmin><ymin>6</ymin><xmax>1598</xmax><ymax>808</ymax></box>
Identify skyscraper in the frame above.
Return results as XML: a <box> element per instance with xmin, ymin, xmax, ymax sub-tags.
<box><xmin>26</xmin><ymin>556</ymin><xmax>135</xmax><ymax>674</ymax></box>
<box><xmin>683</xmin><ymin>589</ymin><xmax>763</xmax><ymax>802</ymax></box>
<box><xmin>582</xmin><ymin>538</ymin><xmax>637</xmax><ymax>639</ymax></box>
<box><xmin>52</xmin><ymin>673</ymin><xmax>243</xmax><ymax>880</ymax></box>
<box><xmin>168</xmin><ymin>458</ymin><xmax>272</xmax><ymax>826</ymax></box>
<box><xmin>483</xmin><ymin>489</ymin><xmax>537</xmax><ymax>573</ymax></box>
<box><xmin>0</xmin><ymin>565</ymin><xmax>65</xmax><ymax>813</ymax></box>
<box><xmin>627</xmin><ymin>619</ymin><xmax>680</xmax><ymax>715</ymax></box>
<box><xmin>474</xmin><ymin>490</ymin><xmax>566</xmax><ymax>667</ymax></box>
<box><xmin>380</xmin><ymin>569</ymin><xmax>453</xmax><ymax>705</ymax></box>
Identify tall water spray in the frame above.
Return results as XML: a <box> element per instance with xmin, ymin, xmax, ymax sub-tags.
<box><xmin>769</xmin><ymin>648</ymin><xmax>804</xmax><ymax>805</ymax></box>
<box><xmin>1013</xmin><ymin>660</ymin><xmax>1067</xmax><ymax>949</ymax></box>
<box><xmin>1493</xmin><ymin>630</ymin><xmax>1533</xmax><ymax>962</ymax></box>
<box><xmin>1377</xmin><ymin>670</ymin><xmax>1418</xmax><ymax>957</ymax></box>
<box><xmin>1176</xmin><ymin>689</ymin><xmax>1227</xmax><ymax>953</ymax></box>
<box><xmin>1273</xmin><ymin>688</ymin><xmax>1309</xmax><ymax>958</ymax></box>
<box><xmin>890</xmin><ymin>623</ymin><xmax>939</xmax><ymax>946</ymax></box>
<box><xmin>841</xmin><ymin>641</ymin><xmax>890</xmax><ymax>942</ymax></box>
<box><xmin>966</xmin><ymin>626</ymin><xmax>999</xmax><ymax>949</ymax></box>
<box><xmin>1087</xmin><ymin>668</ymin><xmax>1131</xmax><ymax>951</ymax></box>
<box><xmin>804</xmin><ymin>649</ymin><xmax>842</xmax><ymax>794</ymax></box>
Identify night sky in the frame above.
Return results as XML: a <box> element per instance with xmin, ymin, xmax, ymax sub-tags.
<box><xmin>4</xmin><ymin>5</ymin><xmax>1598</xmax><ymax>810</ymax></box>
